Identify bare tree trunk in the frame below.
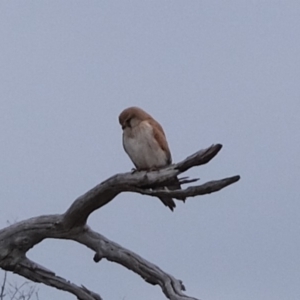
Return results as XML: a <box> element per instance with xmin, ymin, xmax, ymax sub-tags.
<box><xmin>0</xmin><ymin>144</ymin><xmax>240</xmax><ymax>300</ymax></box>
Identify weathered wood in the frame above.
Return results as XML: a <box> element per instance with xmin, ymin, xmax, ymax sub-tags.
<box><xmin>0</xmin><ymin>144</ymin><xmax>240</xmax><ymax>300</ymax></box>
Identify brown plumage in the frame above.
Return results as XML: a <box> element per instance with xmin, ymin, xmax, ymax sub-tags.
<box><xmin>119</xmin><ymin>106</ymin><xmax>183</xmax><ymax>211</ymax></box>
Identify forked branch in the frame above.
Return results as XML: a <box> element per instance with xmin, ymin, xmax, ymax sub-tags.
<box><xmin>0</xmin><ymin>144</ymin><xmax>240</xmax><ymax>300</ymax></box>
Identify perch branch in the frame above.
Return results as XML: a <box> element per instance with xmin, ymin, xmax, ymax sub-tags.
<box><xmin>63</xmin><ymin>144</ymin><xmax>223</xmax><ymax>227</ymax></box>
<box><xmin>0</xmin><ymin>144</ymin><xmax>240</xmax><ymax>300</ymax></box>
<box><xmin>126</xmin><ymin>175</ymin><xmax>240</xmax><ymax>200</ymax></box>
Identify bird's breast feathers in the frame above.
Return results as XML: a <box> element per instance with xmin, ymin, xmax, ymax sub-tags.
<box><xmin>123</xmin><ymin>121</ymin><xmax>169</xmax><ymax>170</ymax></box>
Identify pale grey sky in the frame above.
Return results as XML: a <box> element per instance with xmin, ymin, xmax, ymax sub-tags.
<box><xmin>0</xmin><ymin>2</ymin><xmax>299</xmax><ymax>300</ymax></box>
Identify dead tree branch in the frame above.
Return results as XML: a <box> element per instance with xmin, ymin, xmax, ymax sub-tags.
<box><xmin>0</xmin><ymin>144</ymin><xmax>240</xmax><ymax>300</ymax></box>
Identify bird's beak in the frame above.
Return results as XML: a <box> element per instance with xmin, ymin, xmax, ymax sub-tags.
<box><xmin>121</xmin><ymin>124</ymin><xmax>126</xmax><ymax>130</ymax></box>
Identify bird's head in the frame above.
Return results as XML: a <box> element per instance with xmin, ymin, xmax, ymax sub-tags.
<box><xmin>119</xmin><ymin>107</ymin><xmax>151</xmax><ymax>130</ymax></box>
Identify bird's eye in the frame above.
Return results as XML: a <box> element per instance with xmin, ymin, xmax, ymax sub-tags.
<box><xmin>126</xmin><ymin>119</ymin><xmax>131</xmax><ymax>128</ymax></box>
<box><xmin>121</xmin><ymin>119</ymin><xmax>131</xmax><ymax>130</ymax></box>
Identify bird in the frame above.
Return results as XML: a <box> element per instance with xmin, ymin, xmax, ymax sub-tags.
<box><xmin>118</xmin><ymin>106</ymin><xmax>183</xmax><ymax>211</ymax></box>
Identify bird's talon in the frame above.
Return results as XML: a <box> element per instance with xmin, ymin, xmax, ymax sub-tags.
<box><xmin>131</xmin><ymin>168</ymin><xmax>137</xmax><ymax>174</ymax></box>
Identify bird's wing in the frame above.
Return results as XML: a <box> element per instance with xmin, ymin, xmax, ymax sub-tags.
<box><xmin>147</xmin><ymin>118</ymin><xmax>172</xmax><ymax>164</ymax></box>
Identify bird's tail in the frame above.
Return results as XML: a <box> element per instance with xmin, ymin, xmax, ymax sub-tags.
<box><xmin>159</xmin><ymin>196</ymin><xmax>176</xmax><ymax>211</ymax></box>
<box><xmin>158</xmin><ymin>176</ymin><xmax>185</xmax><ymax>211</ymax></box>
